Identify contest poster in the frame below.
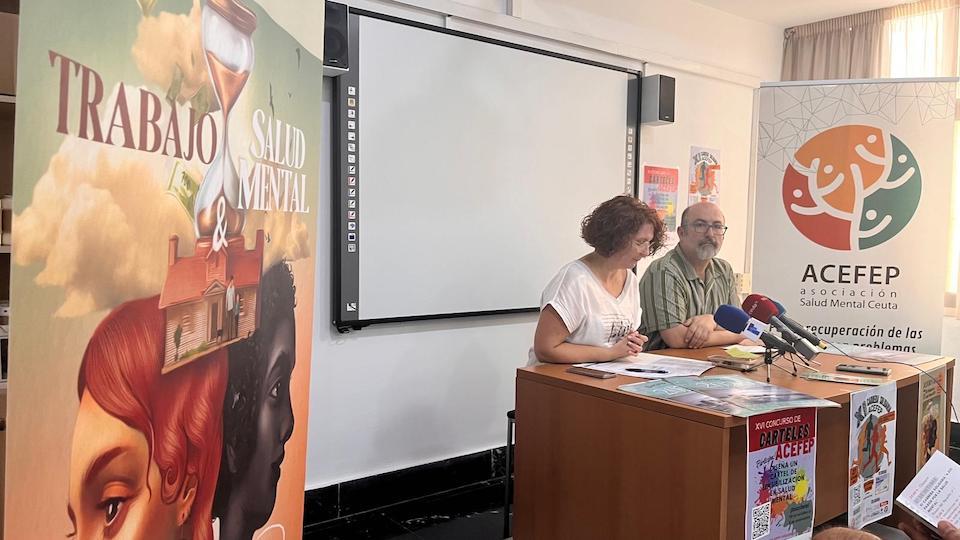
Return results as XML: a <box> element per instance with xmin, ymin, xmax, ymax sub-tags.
<box><xmin>917</xmin><ymin>366</ymin><xmax>948</xmax><ymax>471</ymax></box>
<box><xmin>642</xmin><ymin>164</ymin><xmax>679</xmax><ymax>229</ymax></box>
<box><xmin>746</xmin><ymin>408</ymin><xmax>817</xmax><ymax>540</ymax></box>
<box><xmin>753</xmin><ymin>80</ymin><xmax>956</xmax><ymax>354</ymax></box>
<box><xmin>6</xmin><ymin>1</ymin><xmax>323</xmax><ymax>539</ymax></box>
<box><xmin>688</xmin><ymin>146</ymin><xmax>720</xmax><ymax>206</ymax></box>
<box><xmin>848</xmin><ymin>382</ymin><xmax>897</xmax><ymax>530</ymax></box>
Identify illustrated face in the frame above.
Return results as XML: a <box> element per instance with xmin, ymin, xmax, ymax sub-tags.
<box><xmin>68</xmin><ymin>391</ymin><xmax>181</xmax><ymax>540</ymax></box>
<box><xmin>235</xmin><ymin>315</ymin><xmax>295</xmax><ymax>521</ymax></box>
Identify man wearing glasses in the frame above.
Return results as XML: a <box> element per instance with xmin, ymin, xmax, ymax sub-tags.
<box><xmin>638</xmin><ymin>202</ymin><xmax>742</xmax><ymax>350</ymax></box>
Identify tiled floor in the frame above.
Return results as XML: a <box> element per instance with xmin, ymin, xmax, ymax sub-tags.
<box><xmin>304</xmin><ymin>479</ymin><xmax>508</xmax><ymax>540</ymax></box>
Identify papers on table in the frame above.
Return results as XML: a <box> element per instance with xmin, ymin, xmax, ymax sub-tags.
<box><xmin>722</xmin><ymin>345</ymin><xmax>763</xmax><ymax>359</ymax></box>
<box><xmin>619</xmin><ymin>375</ymin><xmax>841</xmax><ymax>417</ymax></box>
<box><xmin>800</xmin><ymin>372</ymin><xmax>886</xmax><ymax>386</ymax></box>
<box><xmin>574</xmin><ymin>353</ymin><xmax>714</xmax><ymax>379</ymax></box>
<box><xmin>723</xmin><ymin>344</ymin><xmax>766</xmax><ymax>355</ymax></box>
<box><xmin>823</xmin><ymin>343</ymin><xmax>943</xmax><ymax>366</ymax></box>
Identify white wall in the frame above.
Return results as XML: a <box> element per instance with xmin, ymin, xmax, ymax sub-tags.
<box><xmin>298</xmin><ymin>0</ymin><xmax>784</xmax><ymax>489</ymax></box>
<box><xmin>636</xmin><ymin>64</ymin><xmax>758</xmax><ymax>275</ymax></box>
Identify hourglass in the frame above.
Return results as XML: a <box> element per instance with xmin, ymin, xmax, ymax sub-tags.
<box><xmin>195</xmin><ymin>0</ymin><xmax>257</xmax><ymax>248</ymax></box>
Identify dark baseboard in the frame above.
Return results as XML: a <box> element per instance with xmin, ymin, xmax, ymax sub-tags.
<box><xmin>304</xmin><ymin>446</ymin><xmax>508</xmax><ymax>530</ymax></box>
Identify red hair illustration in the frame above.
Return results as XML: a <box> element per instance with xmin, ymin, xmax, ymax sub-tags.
<box><xmin>76</xmin><ymin>296</ymin><xmax>227</xmax><ymax>540</ymax></box>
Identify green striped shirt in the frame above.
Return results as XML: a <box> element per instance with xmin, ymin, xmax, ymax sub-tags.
<box><xmin>638</xmin><ymin>247</ymin><xmax>738</xmax><ymax>350</ymax></box>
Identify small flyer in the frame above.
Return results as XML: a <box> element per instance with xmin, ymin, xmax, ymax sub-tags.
<box><xmin>848</xmin><ymin>382</ymin><xmax>897</xmax><ymax>530</ymax></box>
<box><xmin>746</xmin><ymin>408</ymin><xmax>817</xmax><ymax>540</ymax></box>
<box><xmin>688</xmin><ymin>146</ymin><xmax>720</xmax><ymax>205</ymax></box>
<box><xmin>642</xmin><ymin>165</ymin><xmax>679</xmax><ymax>229</ymax></box>
<box><xmin>917</xmin><ymin>366</ymin><xmax>948</xmax><ymax>471</ymax></box>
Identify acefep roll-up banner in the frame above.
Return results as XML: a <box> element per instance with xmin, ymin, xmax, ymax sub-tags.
<box><xmin>753</xmin><ymin>78</ymin><xmax>957</xmax><ymax>354</ymax></box>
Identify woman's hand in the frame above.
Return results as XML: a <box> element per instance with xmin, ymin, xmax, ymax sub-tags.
<box><xmin>610</xmin><ymin>331</ymin><xmax>647</xmax><ymax>359</ymax></box>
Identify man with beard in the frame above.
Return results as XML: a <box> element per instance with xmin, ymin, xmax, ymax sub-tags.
<box><xmin>638</xmin><ymin>202</ymin><xmax>742</xmax><ymax>350</ymax></box>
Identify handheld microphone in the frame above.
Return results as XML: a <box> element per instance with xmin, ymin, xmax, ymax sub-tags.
<box><xmin>714</xmin><ymin>305</ymin><xmax>795</xmax><ymax>353</ymax></box>
<box><xmin>770</xmin><ymin>300</ymin><xmax>827</xmax><ymax>349</ymax></box>
<box><xmin>742</xmin><ymin>295</ymin><xmax>820</xmax><ymax>361</ymax></box>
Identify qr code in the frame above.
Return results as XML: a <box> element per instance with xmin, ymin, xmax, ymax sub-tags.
<box><xmin>751</xmin><ymin>501</ymin><xmax>771</xmax><ymax>540</ymax></box>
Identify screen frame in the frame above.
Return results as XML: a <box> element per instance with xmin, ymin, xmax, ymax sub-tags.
<box><xmin>331</xmin><ymin>7</ymin><xmax>642</xmax><ymax>332</ymax></box>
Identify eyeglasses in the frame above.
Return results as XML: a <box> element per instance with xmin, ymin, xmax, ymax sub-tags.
<box><xmin>685</xmin><ymin>221</ymin><xmax>728</xmax><ymax>235</ymax></box>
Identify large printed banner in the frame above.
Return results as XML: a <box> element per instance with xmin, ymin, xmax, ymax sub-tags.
<box><xmin>746</xmin><ymin>408</ymin><xmax>817</xmax><ymax>540</ymax></box>
<box><xmin>753</xmin><ymin>80</ymin><xmax>956</xmax><ymax>354</ymax></box>
<box><xmin>7</xmin><ymin>1</ymin><xmax>323</xmax><ymax>539</ymax></box>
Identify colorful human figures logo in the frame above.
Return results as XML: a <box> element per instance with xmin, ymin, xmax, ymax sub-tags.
<box><xmin>782</xmin><ymin>125</ymin><xmax>921</xmax><ymax>251</ymax></box>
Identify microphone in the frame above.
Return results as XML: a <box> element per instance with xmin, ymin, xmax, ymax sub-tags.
<box><xmin>714</xmin><ymin>305</ymin><xmax>795</xmax><ymax>353</ymax></box>
<box><xmin>742</xmin><ymin>295</ymin><xmax>819</xmax><ymax>361</ymax></box>
<box><xmin>770</xmin><ymin>300</ymin><xmax>827</xmax><ymax>349</ymax></box>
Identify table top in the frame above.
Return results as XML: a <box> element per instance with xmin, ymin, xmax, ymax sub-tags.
<box><xmin>517</xmin><ymin>348</ymin><xmax>955</xmax><ymax>429</ymax></box>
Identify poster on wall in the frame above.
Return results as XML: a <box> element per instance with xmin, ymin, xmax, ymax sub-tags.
<box><xmin>848</xmin><ymin>382</ymin><xmax>897</xmax><ymax>530</ymax></box>
<box><xmin>642</xmin><ymin>164</ymin><xmax>679</xmax><ymax>230</ymax></box>
<box><xmin>752</xmin><ymin>79</ymin><xmax>957</xmax><ymax>354</ymax></box>
<box><xmin>745</xmin><ymin>408</ymin><xmax>817</xmax><ymax>540</ymax></box>
<box><xmin>917</xmin><ymin>366</ymin><xmax>948</xmax><ymax>471</ymax></box>
<box><xmin>6</xmin><ymin>1</ymin><xmax>323</xmax><ymax>539</ymax></box>
<box><xmin>688</xmin><ymin>146</ymin><xmax>720</xmax><ymax>206</ymax></box>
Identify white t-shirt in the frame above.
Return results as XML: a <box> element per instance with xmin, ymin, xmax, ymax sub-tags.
<box><xmin>529</xmin><ymin>259</ymin><xmax>642</xmax><ymax>362</ymax></box>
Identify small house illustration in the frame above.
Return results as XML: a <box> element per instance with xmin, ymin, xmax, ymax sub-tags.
<box><xmin>159</xmin><ymin>231</ymin><xmax>264</xmax><ymax>372</ymax></box>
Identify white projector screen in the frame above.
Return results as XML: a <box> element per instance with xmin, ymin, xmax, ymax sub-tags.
<box><xmin>334</xmin><ymin>11</ymin><xmax>638</xmax><ymax>329</ymax></box>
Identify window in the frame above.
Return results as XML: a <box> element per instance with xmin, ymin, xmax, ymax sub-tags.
<box><xmin>180</xmin><ymin>313</ymin><xmax>194</xmax><ymax>334</ymax></box>
<box><xmin>882</xmin><ymin>4</ymin><xmax>960</xmax><ymax>314</ymax></box>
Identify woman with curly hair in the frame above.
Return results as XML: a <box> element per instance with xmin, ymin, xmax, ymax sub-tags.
<box><xmin>68</xmin><ymin>296</ymin><xmax>227</xmax><ymax>540</ymax></box>
<box><xmin>531</xmin><ymin>195</ymin><xmax>666</xmax><ymax>363</ymax></box>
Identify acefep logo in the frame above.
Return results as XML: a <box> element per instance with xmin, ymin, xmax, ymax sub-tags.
<box><xmin>782</xmin><ymin>124</ymin><xmax>921</xmax><ymax>251</ymax></box>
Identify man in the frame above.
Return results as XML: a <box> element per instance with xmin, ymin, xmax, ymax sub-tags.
<box><xmin>638</xmin><ymin>201</ymin><xmax>742</xmax><ymax>350</ymax></box>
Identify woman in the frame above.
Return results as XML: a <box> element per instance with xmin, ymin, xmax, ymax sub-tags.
<box><xmin>532</xmin><ymin>195</ymin><xmax>665</xmax><ymax>363</ymax></box>
<box><xmin>68</xmin><ymin>296</ymin><xmax>227</xmax><ymax>540</ymax></box>
<box><xmin>214</xmin><ymin>262</ymin><xmax>297</xmax><ymax>540</ymax></box>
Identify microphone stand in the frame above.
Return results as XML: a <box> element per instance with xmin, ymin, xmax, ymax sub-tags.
<box><xmin>763</xmin><ymin>347</ymin><xmax>797</xmax><ymax>383</ymax></box>
<box><xmin>770</xmin><ymin>351</ymin><xmax>822</xmax><ymax>383</ymax></box>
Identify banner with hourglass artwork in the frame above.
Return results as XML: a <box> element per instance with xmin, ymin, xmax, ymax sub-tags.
<box><xmin>5</xmin><ymin>1</ymin><xmax>324</xmax><ymax>539</ymax></box>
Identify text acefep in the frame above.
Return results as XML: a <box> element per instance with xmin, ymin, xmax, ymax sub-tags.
<box><xmin>801</xmin><ymin>264</ymin><xmax>900</xmax><ymax>285</ymax></box>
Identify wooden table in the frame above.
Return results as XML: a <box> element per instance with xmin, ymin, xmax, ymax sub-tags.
<box><xmin>513</xmin><ymin>349</ymin><xmax>954</xmax><ymax>539</ymax></box>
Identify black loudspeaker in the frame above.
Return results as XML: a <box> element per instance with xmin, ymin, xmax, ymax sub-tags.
<box><xmin>640</xmin><ymin>74</ymin><xmax>675</xmax><ymax>125</ymax></box>
<box><xmin>324</xmin><ymin>2</ymin><xmax>349</xmax><ymax>71</ymax></box>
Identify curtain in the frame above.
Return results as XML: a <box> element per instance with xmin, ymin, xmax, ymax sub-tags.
<box><xmin>883</xmin><ymin>0</ymin><xmax>959</xmax><ymax>77</ymax></box>
<box><xmin>782</xmin><ymin>10</ymin><xmax>885</xmax><ymax>80</ymax></box>
<box><xmin>781</xmin><ymin>0</ymin><xmax>959</xmax><ymax>81</ymax></box>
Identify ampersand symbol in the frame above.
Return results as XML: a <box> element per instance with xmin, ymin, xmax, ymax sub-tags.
<box><xmin>212</xmin><ymin>196</ymin><xmax>228</xmax><ymax>252</ymax></box>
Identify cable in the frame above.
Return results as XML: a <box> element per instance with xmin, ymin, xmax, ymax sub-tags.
<box><xmin>824</xmin><ymin>339</ymin><xmax>959</xmax><ymax>423</ymax></box>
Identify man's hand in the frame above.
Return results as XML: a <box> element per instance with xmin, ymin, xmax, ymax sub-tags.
<box><xmin>900</xmin><ymin>518</ymin><xmax>960</xmax><ymax>540</ymax></box>
<box><xmin>683</xmin><ymin>314</ymin><xmax>716</xmax><ymax>349</ymax></box>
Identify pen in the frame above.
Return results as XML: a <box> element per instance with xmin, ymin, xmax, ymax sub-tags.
<box><xmin>626</xmin><ymin>367</ymin><xmax>669</xmax><ymax>374</ymax></box>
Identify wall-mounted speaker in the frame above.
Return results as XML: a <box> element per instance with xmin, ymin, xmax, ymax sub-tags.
<box><xmin>324</xmin><ymin>2</ymin><xmax>349</xmax><ymax>75</ymax></box>
<box><xmin>640</xmin><ymin>74</ymin><xmax>675</xmax><ymax>125</ymax></box>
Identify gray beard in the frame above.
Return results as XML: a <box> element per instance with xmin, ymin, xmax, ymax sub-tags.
<box><xmin>695</xmin><ymin>242</ymin><xmax>719</xmax><ymax>260</ymax></box>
